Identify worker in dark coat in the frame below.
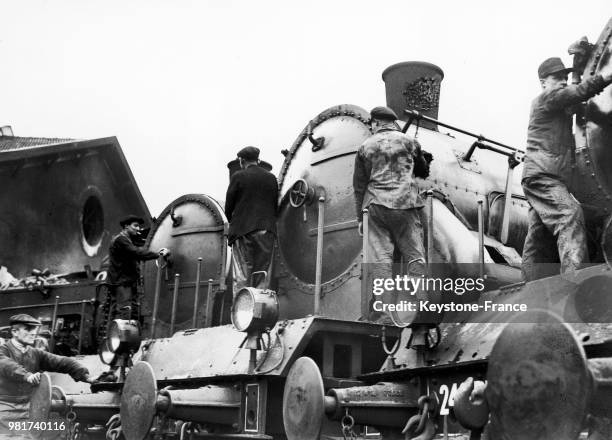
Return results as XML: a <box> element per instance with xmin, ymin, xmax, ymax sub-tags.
<box><xmin>108</xmin><ymin>215</ymin><xmax>170</xmax><ymax>319</ymax></box>
<box><xmin>521</xmin><ymin>57</ymin><xmax>612</xmax><ymax>281</ymax></box>
<box><xmin>353</xmin><ymin>106</ymin><xmax>426</xmax><ymax>321</ymax></box>
<box><xmin>0</xmin><ymin>314</ymin><xmax>92</xmax><ymax>438</ymax></box>
<box><xmin>225</xmin><ymin>146</ymin><xmax>278</xmax><ymax>293</ymax></box>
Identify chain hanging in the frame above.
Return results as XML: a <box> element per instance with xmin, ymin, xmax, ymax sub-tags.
<box><xmin>105</xmin><ymin>413</ymin><xmax>122</xmax><ymax>440</ymax></box>
<box><xmin>341</xmin><ymin>409</ymin><xmax>357</xmax><ymax>440</ymax></box>
<box><xmin>65</xmin><ymin>404</ymin><xmax>77</xmax><ymax>440</ymax></box>
<box><xmin>401</xmin><ymin>395</ymin><xmax>437</xmax><ymax>440</ymax></box>
<box><xmin>179</xmin><ymin>422</ymin><xmax>201</xmax><ymax>440</ymax></box>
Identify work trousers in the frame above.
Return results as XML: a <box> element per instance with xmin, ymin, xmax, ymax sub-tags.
<box><xmin>0</xmin><ymin>397</ymin><xmax>30</xmax><ymax>439</ymax></box>
<box><xmin>111</xmin><ymin>284</ymin><xmax>139</xmax><ymax>320</ymax></box>
<box><xmin>521</xmin><ymin>175</ymin><xmax>588</xmax><ymax>281</ymax></box>
<box><xmin>231</xmin><ymin>230</ymin><xmax>275</xmax><ymax>294</ymax></box>
<box><xmin>367</xmin><ymin>204</ymin><xmax>426</xmax><ymax>273</ymax></box>
<box><xmin>366</xmin><ymin>205</ymin><xmax>426</xmax><ymax>316</ymax></box>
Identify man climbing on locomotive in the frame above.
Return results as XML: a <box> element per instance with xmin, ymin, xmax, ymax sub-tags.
<box><xmin>353</xmin><ymin>106</ymin><xmax>426</xmax><ymax>321</ymax></box>
<box><xmin>0</xmin><ymin>314</ymin><xmax>93</xmax><ymax>438</ymax></box>
<box><xmin>225</xmin><ymin>146</ymin><xmax>278</xmax><ymax>293</ymax></box>
<box><xmin>107</xmin><ymin>215</ymin><xmax>170</xmax><ymax>320</ymax></box>
<box><xmin>521</xmin><ymin>56</ymin><xmax>612</xmax><ymax>281</ymax></box>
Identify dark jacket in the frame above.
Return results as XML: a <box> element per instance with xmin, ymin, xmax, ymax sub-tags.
<box><xmin>523</xmin><ymin>74</ymin><xmax>608</xmax><ymax>183</ymax></box>
<box><xmin>225</xmin><ymin>164</ymin><xmax>278</xmax><ymax>245</ymax></box>
<box><xmin>0</xmin><ymin>340</ymin><xmax>89</xmax><ymax>399</ymax></box>
<box><xmin>107</xmin><ymin>230</ymin><xmax>158</xmax><ymax>285</ymax></box>
<box><xmin>353</xmin><ymin>127</ymin><xmax>423</xmax><ymax>221</ymax></box>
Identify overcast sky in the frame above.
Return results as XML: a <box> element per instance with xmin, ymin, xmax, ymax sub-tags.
<box><xmin>1</xmin><ymin>0</ymin><xmax>610</xmax><ymax>214</ymax></box>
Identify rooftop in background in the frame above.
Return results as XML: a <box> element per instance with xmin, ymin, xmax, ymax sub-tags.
<box><xmin>0</xmin><ymin>124</ymin><xmax>151</xmax><ymax>278</ymax></box>
<box><xmin>0</xmin><ymin>125</ymin><xmax>74</xmax><ymax>152</ymax></box>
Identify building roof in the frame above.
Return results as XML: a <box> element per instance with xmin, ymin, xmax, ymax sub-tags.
<box><xmin>0</xmin><ymin>134</ymin><xmax>151</xmax><ymax>224</ymax></box>
<box><xmin>0</xmin><ymin>136</ymin><xmax>75</xmax><ymax>153</ymax></box>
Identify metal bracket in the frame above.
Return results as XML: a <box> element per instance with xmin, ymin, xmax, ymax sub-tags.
<box><xmin>307</xmin><ymin>123</ymin><xmax>325</xmax><ymax>152</ymax></box>
<box><xmin>454</xmin><ymin>150</ymin><xmax>481</xmax><ymax>174</ymax></box>
<box><xmin>169</xmin><ymin>204</ymin><xmax>183</xmax><ymax>227</ymax></box>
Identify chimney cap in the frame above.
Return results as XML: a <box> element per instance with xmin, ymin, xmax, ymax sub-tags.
<box><xmin>382</xmin><ymin>61</ymin><xmax>444</xmax><ymax>81</ymax></box>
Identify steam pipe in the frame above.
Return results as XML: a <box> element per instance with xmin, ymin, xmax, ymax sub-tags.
<box><xmin>192</xmin><ymin>258</ymin><xmax>202</xmax><ymax>328</ymax></box>
<box><xmin>464</xmin><ymin>142</ymin><xmax>523</xmax><ymax>162</ymax></box>
<box><xmin>314</xmin><ymin>197</ymin><xmax>325</xmax><ymax>315</ymax></box>
<box><xmin>426</xmin><ymin>191</ymin><xmax>434</xmax><ymax>273</ymax></box>
<box><xmin>205</xmin><ymin>279</ymin><xmax>214</xmax><ymax>328</ymax></box>
<box><xmin>49</xmin><ymin>296</ymin><xmax>59</xmax><ymax>350</ymax></box>
<box><xmin>501</xmin><ymin>157</ymin><xmax>517</xmax><ymax>244</ymax></box>
<box><xmin>150</xmin><ymin>257</ymin><xmax>163</xmax><ymax>338</ymax></box>
<box><xmin>477</xmin><ymin>200</ymin><xmax>485</xmax><ymax>278</ymax></box>
<box><xmin>170</xmin><ymin>273</ymin><xmax>180</xmax><ymax>335</ymax></box>
<box><xmin>361</xmin><ymin>208</ymin><xmax>369</xmax><ymax>317</ymax></box>
<box><xmin>77</xmin><ymin>300</ymin><xmax>86</xmax><ymax>354</ymax></box>
<box><xmin>403</xmin><ymin>110</ymin><xmax>522</xmax><ymax>156</ymax></box>
<box><xmin>362</xmin><ymin>209</ymin><xmax>369</xmax><ymax>263</ymax></box>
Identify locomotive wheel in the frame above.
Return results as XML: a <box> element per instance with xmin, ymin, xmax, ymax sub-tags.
<box><xmin>282</xmin><ymin>356</ymin><xmax>325</xmax><ymax>440</ymax></box>
<box><xmin>121</xmin><ymin>361</ymin><xmax>158</xmax><ymax>440</ymax></box>
<box><xmin>486</xmin><ymin>310</ymin><xmax>590</xmax><ymax>440</ymax></box>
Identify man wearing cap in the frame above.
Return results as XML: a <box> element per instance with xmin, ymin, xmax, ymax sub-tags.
<box><xmin>225</xmin><ymin>146</ymin><xmax>278</xmax><ymax>293</ymax></box>
<box><xmin>107</xmin><ymin>215</ymin><xmax>170</xmax><ymax>320</ymax></box>
<box><xmin>353</xmin><ymin>106</ymin><xmax>426</xmax><ymax>320</ymax></box>
<box><xmin>521</xmin><ymin>57</ymin><xmax>612</xmax><ymax>281</ymax></box>
<box><xmin>0</xmin><ymin>314</ymin><xmax>92</xmax><ymax>437</ymax></box>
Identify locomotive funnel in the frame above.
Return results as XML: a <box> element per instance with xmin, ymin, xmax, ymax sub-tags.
<box><xmin>382</xmin><ymin>61</ymin><xmax>444</xmax><ymax>130</ymax></box>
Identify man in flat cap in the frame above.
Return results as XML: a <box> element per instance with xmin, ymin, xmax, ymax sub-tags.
<box><xmin>225</xmin><ymin>146</ymin><xmax>278</xmax><ymax>293</ymax></box>
<box><xmin>521</xmin><ymin>57</ymin><xmax>612</xmax><ymax>281</ymax></box>
<box><xmin>0</xmin><ymin>314</ymin><xmax>93</xmax><ymax>437</ymax></box>
<box><xmin>226</xmin><ymin>158</ymin><xmax>273</xmax><ymax>179</ymax></box>
<box><xmin>107</xmin><ymin>215</ymin><xmax>170</xmax><ymax>320</ymax></box>
<box><xmin>353</xmin><ymin>106</ymin><xmax>426</xmax><ymax>321</ymax></box>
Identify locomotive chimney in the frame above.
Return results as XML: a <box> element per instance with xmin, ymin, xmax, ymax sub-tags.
<box><xmin>382</xmin><ymin>62</ymin><xmax>444</xmax><ymax>130</ymax></box>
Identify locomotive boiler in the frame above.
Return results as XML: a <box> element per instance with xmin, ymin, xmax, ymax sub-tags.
<box><xmin>273</xmin><ymin>62</ymin><xmax>528</xmax><ymax>323</ymax></box>
<box><xmin>16</xmin><ymin>15</ymin><xmax>612</xmax><ymax>440</ymax></box>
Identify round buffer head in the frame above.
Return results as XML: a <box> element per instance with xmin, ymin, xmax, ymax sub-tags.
<box><xmin>486</xmin><ymin>310</ymin><xmax>591</xmax><ymax>440</ymax></box>
<box><xmin>121</xmin><ymin>361</ymin><xmax>158</xmax><ymax>440</ymax></box>
<box><xmin>283</xmin><ymin>356</ymin><xmax>325</xmax><ymax>440</ymax></box>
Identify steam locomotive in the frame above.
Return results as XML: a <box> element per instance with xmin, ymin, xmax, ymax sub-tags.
<box><xmin>3</xmin><ymin>16</ymin><xmax>612</xmax><ymax>440</ymax></box>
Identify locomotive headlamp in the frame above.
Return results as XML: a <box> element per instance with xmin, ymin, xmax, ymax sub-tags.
<box><xmin>231</xmin><ymin>288</ymin><xmax>279</xmax><ymax>333</ymax></box>
<box><xmin>99</xmin><ymin>319</ymin><xmax>141</xmax><ymax>365</ymax></box>
<box><xmin>108</xmin><ymin>319</ymin><xmax>141</xmax><ymax>353</ymax></box>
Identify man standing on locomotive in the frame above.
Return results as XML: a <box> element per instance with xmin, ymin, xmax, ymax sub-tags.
<box><xmin>0</xmin><ymin>314</ymin><xmax>93</xmax><ymax>438</ymax></box>
<box><xmin>225</xmin><ymin>146</ymin><xmax>278</xmax><ymax>293</ymax></box>
<box><xmin>107</xmin><ymin>215</ymin><xmax>170</xmax><ymax>320</ymax></box>
<box><xmin>353</xmin><ymin>106</ymin><xmax>426</xmax><ymax>320</ymax></box>
<box><xmin>521</xmin><ymin>57</ymin><xmax>612</xmax><ymax>281</ymax></box>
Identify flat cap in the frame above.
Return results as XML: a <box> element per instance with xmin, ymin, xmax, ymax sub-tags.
<box><xmin>9</xmin><ymin>314</ymin><xmax>42</xmax><ymax>326</ymax></box>
<box><xmin>370</xmin><ymin>106</ymin><xmax>398</xmax><ymax>121</ymax></box>
<box><xmin>538</xmin><ymin>57</ymin><xmax>572</xmax><ymax>79</ymax></box>
<box><xmin>120</xmin><ymin>214</ymin><xmax>145</xmax><ymax>227</ymax></box>
<box><xmin>237</xmin><ymin>146</ymin><xmax>260</xmax><ymax>161</ymax></box>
